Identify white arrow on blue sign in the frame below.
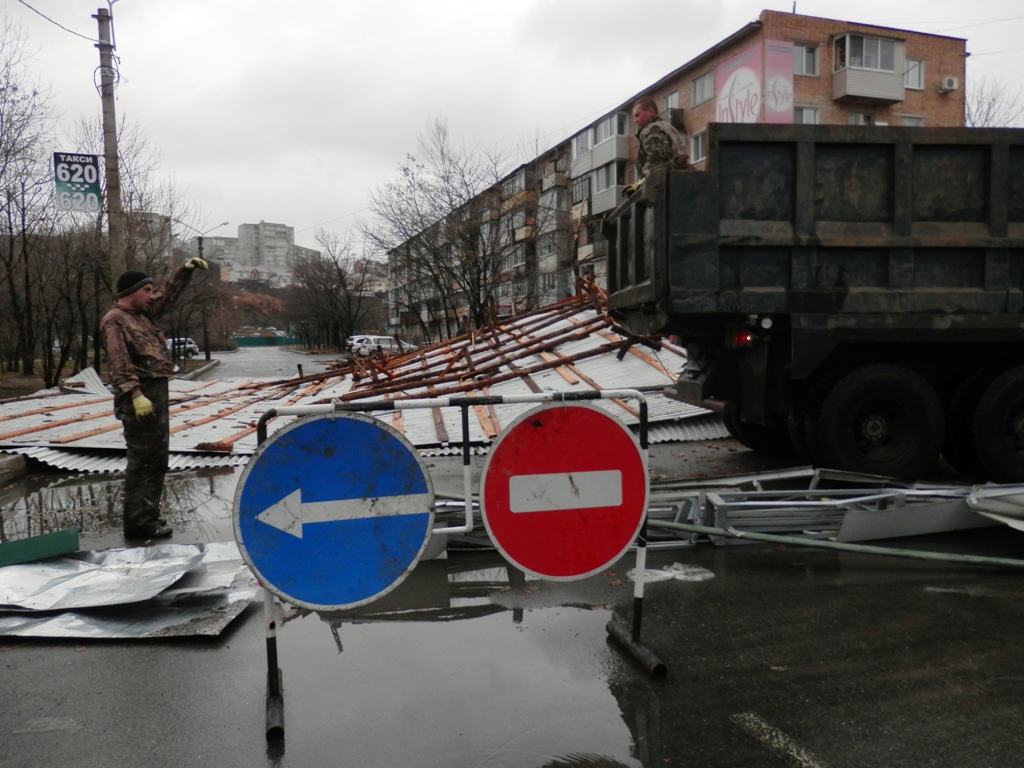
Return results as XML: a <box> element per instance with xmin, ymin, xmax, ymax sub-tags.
<box><xmin>233</xmin><ymin>412</ymin><xmax>435</xmax><ymax>611</ymax></box>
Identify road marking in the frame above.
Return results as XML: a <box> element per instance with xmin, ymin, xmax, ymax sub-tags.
<box><xmin>257</xmin><ymin>489</ymin><xmax>431</xmax><ymax>539</ymax></box>
<box><xmin>508</xmin><ymin>470</ymin><xmax>622</xmax><ymax>513</ymax></box>
<box><xmin>730</xmin><ymin>712</ymin><xmax>826</xmax><ymax>768</ymax></box>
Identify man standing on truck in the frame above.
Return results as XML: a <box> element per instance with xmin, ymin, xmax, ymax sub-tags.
<box><xmin>100</xmin><ymin>257</ymin><xmax>208</xmax><ymax>540</ymax></box>
<box><xmin>631</xmin><ymin>96</ymin><xmax>687</xmax><ymax>178</ymax></box>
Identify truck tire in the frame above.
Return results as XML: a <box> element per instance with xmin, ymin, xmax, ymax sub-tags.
<box><xmin>815</xmin><ymin>364</ymin><xmax>943</xmax><ymax>479</ymax></box>
<box><xmin>942</xmin><ymin>369</ymin><xmax>994</xmax><ymax>480</ymax></box>
<box><xmin>971</xmin><ymin>365</ymin><xmax>1024</xmax><ymax>483</ymax></box>
<box><xmin>724</xmin><ymin>412</ymin><xmax>792</xmax><ymax>457</ymax></box>
<box><xmin>798</xmin><ymin>370</ymin><xmax>847</xmax><ymax>467</ymax></box>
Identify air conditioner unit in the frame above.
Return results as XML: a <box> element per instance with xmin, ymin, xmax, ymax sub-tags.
<box><xmin>940</xmin><ymin>76</ymin><xmax>959</xmax><ymax>93</ymax></box>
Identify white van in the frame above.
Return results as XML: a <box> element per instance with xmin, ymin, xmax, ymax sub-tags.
<box><xmin>347</xmin><ymin>335</ymin><xmax>417</xmax><ymax>357</ymax></box>
<box><xmin>166</xmin><ymin>337</ymin><xmax>199</xmax><ymax>359</ymax></box>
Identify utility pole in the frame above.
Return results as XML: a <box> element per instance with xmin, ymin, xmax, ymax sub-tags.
<box><xmin>94</xmin><ymin>7</ymin><xmax>125</xmax><ymax>290</ymax></box>
<box><xmin>174</xmin><ymin>220</ymin><xmax>229</xmax><ymax>361</ymax></box>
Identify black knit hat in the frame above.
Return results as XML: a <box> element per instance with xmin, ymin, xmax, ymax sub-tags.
<box><xmin>115</xmin><ymin>270</ymin><xmax>153</xmax><ymax>298</ymax></box>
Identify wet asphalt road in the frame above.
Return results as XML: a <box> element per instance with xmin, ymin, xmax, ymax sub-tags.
<box><xmin>2</xmin><ymin>348</ymin><xmax>1024</xmax><ymax>767</ymax></box>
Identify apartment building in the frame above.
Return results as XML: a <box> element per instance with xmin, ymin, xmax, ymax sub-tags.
<box><xmin>570</xmin><ymin>9</ymin><xmax>967</xmax><ymax>282</ymax></box>
<box><xmin>389</xmin><ymin>10</ymin><xmax>968</xmax><ymax>339</ymax></box>
<box><xmin>184</xmin><ymin>221</ymin><xmax>318</xmax><ymax>287</ymax></box>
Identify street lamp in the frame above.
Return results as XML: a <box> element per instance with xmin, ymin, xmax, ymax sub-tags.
<box><xmin>173</xmin><ymin>219</ymin><xmax>229</xmax><ymax>361</ymax></box>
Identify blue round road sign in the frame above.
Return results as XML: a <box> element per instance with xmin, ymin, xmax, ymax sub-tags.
<box><xmin>234</xmin><ymin>413</ymin><xmax>435</xmax><ymax>611</ymax></box>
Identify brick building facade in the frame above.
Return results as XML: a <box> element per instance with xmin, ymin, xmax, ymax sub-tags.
<box><xmin>570</xmin><ymin>10</ymin><xmax>968</xmax><ymax>283</ymax></box>
<box><xmin>389</xmin><ymin>11</ymin><xmax>970</xmax><ymax>340</ymax></box>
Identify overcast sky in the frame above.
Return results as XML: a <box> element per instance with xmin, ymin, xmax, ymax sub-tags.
<box><xmin>7</xmin><ymin>0</ymin><xmax>1024</xmax><ymax>250</ymax></box>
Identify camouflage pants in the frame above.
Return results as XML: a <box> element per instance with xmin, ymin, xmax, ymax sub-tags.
<box><xmin>115</xmin><ymin>378</ymin><xmax>170</xmax><ymax>531</ymax></box>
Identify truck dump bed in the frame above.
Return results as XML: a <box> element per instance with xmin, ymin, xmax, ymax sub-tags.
<box><xmin>606</xmin><ymin>123</ymin><xmax>1024</xmax><ymax>335</ymax></box>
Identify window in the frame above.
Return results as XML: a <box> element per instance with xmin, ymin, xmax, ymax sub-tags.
<box><xmin>572</xmin><ymin>176</ymin><xmax>590</xmax><ymax>205</ymax></box>
<box><xmin>794</xmin><ymin>44</ymin><xmax>818</xmax><ymax>76</ymax></box>
<box><xmin>505</xmin><ymin>171</ymin><xmax>528</xmax><ymax>196</ymax></box>
<box><xmin>572</xmin><ymin>131</ymin><xmax>591</xmax><ymax>158</ymax></box>
<box><xmin>690</xmin><ymin>131</ymin><xmax>707</xmax><ymax>163</ymax></box>
<box><xmin>794</xmin><ymin>106</ymin><xmax>819</xmax><ymax>124</ymax></box>
<box><xmin>593</xmin><ymin>162</ymin><xmax>625</xmax><ymax>193</ymax></box>
<box><xmin>904</xmin><ymin>58</ymin><xmax>924</xmax><ymax>90</ymax></box>
<box><xmin>848</xmin><ymin>112</ymin><xmax>874</xmax><ymax>126</ymax></box>
<box><xmin>692</xmin><ymin>72</ymin><xmax>713</xmax><ymax>106</ymax></box>
<box><xmin>539</xmin><ymin>234</ymin><xmax>557</xmax><ymax>259</ymax></box>
<box><xmin>593</xmin><ymin>113</ymin><xmax>626</xmax><ymax>145</ymax></box>
<box><xmin>834</xmin><ymin>34</ymin><xmax>895</xmax><ymax>73</ymax></box>
<box><xmin>663</xmin><ymin>91</ymin><xmax>679</xmax><ymax>110</ymax></box>
<box><xmin>901</xmin><ymin>116</ymin><xmax>924</xmax><ymax>127</ymax></box>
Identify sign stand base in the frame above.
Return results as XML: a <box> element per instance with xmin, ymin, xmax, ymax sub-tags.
<box><xmin>605</xmin><ymin>523</ymin><xmax>668</xmax><ymax>678</ymax></box>
<box><xmin>263</xmin><ymin>589</ymin><xmax>285</xmax><ymax>739</ymax></box>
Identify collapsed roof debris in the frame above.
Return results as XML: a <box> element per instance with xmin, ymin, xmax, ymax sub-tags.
<box><xmin>0</xmin><ymin>292</ymin><xmax>725</xmax><ymax>474</ymax></box>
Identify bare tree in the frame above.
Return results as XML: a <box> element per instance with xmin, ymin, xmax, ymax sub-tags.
<box><xmin>965</xmin><ymin>74</ymin><xmax>1024</xmax><ymax>128</ymax></box>
<box><xmin>0</xmin><ymin>12</ymin><xmax>57</xmax><ymax>374</ymax></box>
<box><xmin>360</xmin><ymin>119</ymin><xmax>512</xmax><ymax>341</ymax></box>
<box><xmin>289</xmin><ymin>229</ymin><xmax>384</xmax><ymax>349</ymax></box>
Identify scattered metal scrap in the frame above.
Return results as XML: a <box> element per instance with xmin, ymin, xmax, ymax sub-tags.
<box><xmin>0</xmin><ymin>542</ymin><xmax>257</xmax><ymax>639</ymax></box>
<box><xmin>646</xmin><ymin>467</ymin><xmax>1003</xmax><ymax>544</ymax></box>
<box><xmin>0</xmin><ymin>292</ymin><xmax>723</xmax><ymax>474</ymax></box>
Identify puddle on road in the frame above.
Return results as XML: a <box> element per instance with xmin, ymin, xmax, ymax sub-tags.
<box><xmin>271</xmin><ymin>569</ymin><xmax>651</xmax><ymax>768</ymax></box>
<box><xmin>0</xmin><ymin>467</ymin><xmax>242</xmax><ymax>547</ymax></box>
<box><xmin>2</xmin><ymin>467</ymin><xmax>672</xmax><ymax>766</ymax></box>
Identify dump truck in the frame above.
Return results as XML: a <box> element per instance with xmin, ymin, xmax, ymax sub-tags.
<box><xmin>605</xmin><ymin>123</ymin><xmax>1024</xmax><ymax>482</ymax></box>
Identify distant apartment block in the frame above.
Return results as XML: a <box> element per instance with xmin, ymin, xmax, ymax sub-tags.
<box><xmin>184</xmin><ymin>220</ymin><xmax>319</xmax><ymax>287</ymax></box>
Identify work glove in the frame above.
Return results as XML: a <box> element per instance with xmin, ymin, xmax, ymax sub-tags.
<box><xmin>132</xmin><ymin>394</ymin><xmax>155</xmax><ymax>419</ymax></box>
<box><xmin>622</xmin><ymin>179</ymin><xmax>645</xmax><ymax>197</ymax></box>
<box><xmin>185</xmin><ymin>257</ymin><xmax>208</xmax><ymax>270</ymax></box>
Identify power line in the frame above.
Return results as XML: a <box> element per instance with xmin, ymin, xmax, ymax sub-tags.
<box><xmin>295</xmin><ymin>208</ymin><xmax>367</xmax><ymax>234</ymax></box>
<box><xmin>15</xmin><ymin>0</ymin><xmax>98</xmax><ymax>43</ymax></box>
<box><xmin>935</xmin><ymin>15</ymin><xmax>1024</xmax><ymax>34</ymax></box>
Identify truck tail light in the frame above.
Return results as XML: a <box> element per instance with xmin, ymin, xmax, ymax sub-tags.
<box><xmin>726</xmin><ymin>330</ymin><xmax>755</xmax><ymax>348</ymax></box>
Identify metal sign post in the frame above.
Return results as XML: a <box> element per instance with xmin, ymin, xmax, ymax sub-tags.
<box><xmin>239</xmin><ymin>389</ymin><xmax>665</xmax><ymax>740</ymax></box>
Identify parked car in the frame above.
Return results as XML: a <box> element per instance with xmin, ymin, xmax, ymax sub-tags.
<box><xmin>166</xmin><ymin>337</ymin><xmax>199</xmax><ymax>359</ymax></box>
<box><xmin>347</xmin><ymin>335</ymin><xmax>417</xmax><ymax>358</ymax></box>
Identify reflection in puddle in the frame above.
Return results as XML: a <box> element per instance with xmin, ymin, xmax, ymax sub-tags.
<box><xmin>3</xmin><ymin>467</ymin><xmax>671</xmax><ymax>765</ymax></box>
<box><xmin>0</xmin><ymin>467</ymin><xmax>241</xmax><ymax>544</ymax></box>
<box><xmin>275</xmin><ymin>601</ymin><xmax>645</xmax><ymax>767</ymax></box>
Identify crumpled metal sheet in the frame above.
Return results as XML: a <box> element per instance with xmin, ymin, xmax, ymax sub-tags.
<box><xmin>0</xmin><ymin>542</ymin><xmax>258</xmax><ymax>639</ymax></box>
<box><xmin>0</xmin><ymin>544</ymin><xmax>207</xmax><ymax>611</ymax></box>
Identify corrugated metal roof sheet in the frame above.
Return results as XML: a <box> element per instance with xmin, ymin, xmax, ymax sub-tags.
<box><xmin>0</xmin><ymin>294</ymin><xmax>722</xmax><ymax>473</ymax></box>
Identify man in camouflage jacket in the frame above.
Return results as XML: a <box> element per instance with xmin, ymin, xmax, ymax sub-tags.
<box><xmin>100</xmin><ymin>258</ymin><xmax>207</xmax><ymax>540</ymax></box>
<box><xmin>632</xmin><ymin>96</ymin><xmax>688</xmax><ymax>178</ymax></box>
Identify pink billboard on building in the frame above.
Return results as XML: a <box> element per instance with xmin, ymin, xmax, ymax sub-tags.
<box><xmin>715</xmin><ymin>43</ymin><xmax>762</xmax><ymax>123</ymax></box>
<box><xmin>764</xmin><ymin>40</ymin><xmax>794</xmax><ymax>124</ymax></box>
<box><xmin>714</xmin><ymin>40</ymin><xmax>794</xmax><ymax>124</ymax></box>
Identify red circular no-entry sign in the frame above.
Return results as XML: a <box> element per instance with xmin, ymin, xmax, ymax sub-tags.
<box><xmin>481</xmin><ymin>403</ymin><xmax>648</xmax><ymax>580</ymax></box>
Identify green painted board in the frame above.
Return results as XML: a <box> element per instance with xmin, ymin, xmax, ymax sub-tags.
<box><xmin>0</xmin><ymin>529</ymin><xmax>80</xmax><ymax>567</ymax></box>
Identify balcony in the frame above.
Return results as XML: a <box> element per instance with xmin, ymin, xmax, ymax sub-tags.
<box><xmin>514</xmin><ymin>225</ymin><xmax>535</xmax><ymax>242</ymax></box>
<box><xmin>541</xmin><ymin>171</ymin><xmax>567</xmax><ymax>191</ymax></box>
<box><xmin>833</xmin><ymin>67</ymin><xmax>904</xmax><ymax>105</ymax></box>
<box><xmin>570</xmin><ymin>135</ymin><xmax>629</xmax><ymax>177</ymax></box>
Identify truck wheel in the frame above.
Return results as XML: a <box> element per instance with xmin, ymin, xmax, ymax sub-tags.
<box><xmin>799</xmin><ymin>371</ymin><xmax>847</xmax><ymax>468</ymax></box>
<box><xmin>942</xmin><ymin>369</ymin><xmax>994</xmax><ymax>479</ymax></box>
<box><xmin>724</xmin><ymin>412</ymin><xmax>792</xmax><ymax>456</ymax></box>
<box><xmin>815</xmin><ymin>364</ymin><xmax>943</xmax><ymax>479</ymax></box>
<box><xmin>972</xmin><ymin>365</ymin><xmax>1024</xmax><ymax>483</ymax></box>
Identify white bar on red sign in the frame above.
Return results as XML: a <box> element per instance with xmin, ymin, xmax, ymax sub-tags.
<box><xmin>508</xmin><ymin>470</ymin><xmax>623</xmax><ymax>513</ymax></box>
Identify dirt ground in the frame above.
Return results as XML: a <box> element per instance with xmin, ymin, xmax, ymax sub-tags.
<box><xmin>0</xmin><ymin>373</ymin><xmax>45</xmax><ymax>400</ymax></box>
